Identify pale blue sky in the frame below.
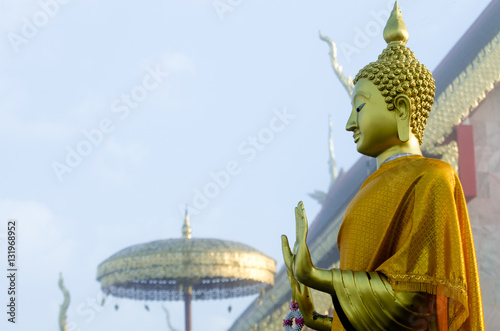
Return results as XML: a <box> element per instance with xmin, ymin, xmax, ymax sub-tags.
<box><xmin>0</xmin><ymin>0</ymin><xmax>492</xmax><ymax>330</ymax></box>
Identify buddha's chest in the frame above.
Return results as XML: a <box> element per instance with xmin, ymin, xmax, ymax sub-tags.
<box><xmin>337</xmin><ymin>178</ymin><xmax>413</xmax><ymax>270</ymax></box>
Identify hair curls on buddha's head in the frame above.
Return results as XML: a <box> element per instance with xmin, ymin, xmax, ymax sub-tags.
<box><xmin>353</xmin><ymin>2</ymin><xmax>436</xmax><ymax>145</ymax></box>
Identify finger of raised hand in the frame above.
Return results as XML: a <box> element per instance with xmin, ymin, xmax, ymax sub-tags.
<box><xmin>287</xmin><ymin>269</ymin><xmax>296</xmax><ymax>285</ymax></box>
<box><xmin>287</xmin><ymin>270</ymin><xmax>302</xmax><ymax>294</ymax></box>
<box><xmin>287</xmin><ymin>270</ymin><xmax>298</xmax><ymax>301</ymax></box>
<box><xmin>281</xmin><ymin>235</ymin><xmax>293</xmax><ymax>271</ymax></box>
<box><xmin>295</xmin><ymin>201</ymin><xmax>309</xmax><ymax>245</ymax></box>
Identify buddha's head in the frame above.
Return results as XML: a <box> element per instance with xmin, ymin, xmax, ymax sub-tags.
<box><xmin>345</xmin><ymin>2</ymin><xmax>435</xmax><ymax>158</ymax></box>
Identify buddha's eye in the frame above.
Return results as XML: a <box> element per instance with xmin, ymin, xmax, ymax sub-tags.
<box><xmin>356</xmin><ymin>103</ymin><xmax>366</xmax><ymax>112</ymax></box>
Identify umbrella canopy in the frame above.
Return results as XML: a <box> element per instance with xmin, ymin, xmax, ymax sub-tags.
<box><xmin>96</xmin><ymin>211</ymin><xmax>276</xmax><ymax>304</ymax></box>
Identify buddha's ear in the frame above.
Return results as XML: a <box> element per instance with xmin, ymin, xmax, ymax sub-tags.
<box><xmin>393</xmin><ymin>94</ymin><xmax>411</xmax><ymax>142</ymax></box>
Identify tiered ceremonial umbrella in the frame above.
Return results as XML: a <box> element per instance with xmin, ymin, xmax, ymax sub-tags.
<box><xmin>96</xmin><ymin>212</ymin><xmax>276</xmax><ymax>331</ymax></box>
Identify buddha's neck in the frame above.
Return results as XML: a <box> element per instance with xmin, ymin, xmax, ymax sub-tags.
<box><xmin>376</xmin><ymin>135</ymin><xmax>422</xmax><ymax>168</ymax></box>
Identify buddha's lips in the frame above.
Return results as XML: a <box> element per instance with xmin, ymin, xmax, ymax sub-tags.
<box><xmin>353</xmin><ymin>132</ymin><xmax>361</xmax><ymax>142</ymax></box>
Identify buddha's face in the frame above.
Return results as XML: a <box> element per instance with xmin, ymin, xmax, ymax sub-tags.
<box><xmin>345</xmin><ymin>78</ymin><xmax>401</xmax><ymax>157</ymax></box>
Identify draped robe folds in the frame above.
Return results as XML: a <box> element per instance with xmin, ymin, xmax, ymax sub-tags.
<box><xmin>331</xmin><ymin>155</ymin><xmax>484</xmax><ymax>330</ymax></box>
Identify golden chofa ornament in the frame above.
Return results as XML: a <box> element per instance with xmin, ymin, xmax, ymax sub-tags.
<box><xmin>354</xmin><ymin>2</ymin><xmax>436</xmax><ymax>145</ymax></box>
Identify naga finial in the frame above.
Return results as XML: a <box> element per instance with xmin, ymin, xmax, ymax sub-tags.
<box><xmin>58</xmin><ymin>273</ymin><xmax>70</xmax><ymax>331</ymax></box>
<box><xmin>319</xmin><ymin>31</ymin><xmax>354</xmax><ymax>97</ymax></box>
<box><xmin>383</xmin><ymin>2</ymin><xmax>409</xmax><ymax>44</ymax></box>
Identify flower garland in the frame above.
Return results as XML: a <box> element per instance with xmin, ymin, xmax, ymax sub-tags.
<box><xmin>283</xmin><ymin>301</ymin><xmax>304</xmax><ymax>331</ymax></box>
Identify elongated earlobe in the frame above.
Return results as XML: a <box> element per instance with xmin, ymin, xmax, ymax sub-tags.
<box><xmin>393</xmin><ymin>94</ymin><xmax>411</xmax><ymax>142</ymax></box>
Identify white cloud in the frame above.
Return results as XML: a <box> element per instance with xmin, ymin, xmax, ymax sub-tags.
<box><xmin>0</xmin><ymin>199</ymin><xmax>77</xmax><ymax>277</ymax></box>
<box><xmin>160</xmin><ymin>52</ymin><xmax>196</xmax><ymax>74</ymax></box>
<box><xmin>1</xmin><ymin>199</ymin><xmax>56</xmax><ymax>243</ymax></box>
<box><xmin>137</xmin><ymin>51</ymin><xmax>195</xmax><ymax>76</ymax></box>
<box><xmin>104</xmin><ymin>138</ymin><xmax>148</xmax><ymax>164</ymax></box>
<box><xmin>0</xmin><ymin>102</ymin><xmax>74</xmax><ymax>142</ymax></box>
<box><xmin>0</xmin><ymin>0</ymin><xmax>39</xmax><ymax>31</ymax></box>
<box><xmin>84</xmin><ymin>138</ymin><xmax>149</xmax><ymax>185</ymax></box>
<box><xmin>70</xmin><ymin>96</ymin><xmax>108</xmax><ymax>121</ymax></box>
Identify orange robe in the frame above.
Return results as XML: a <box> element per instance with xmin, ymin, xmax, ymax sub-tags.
<box><xmin>331</xmin><ymin>155</ymin><xmax>484</xmax><ymax>330</ymax></box>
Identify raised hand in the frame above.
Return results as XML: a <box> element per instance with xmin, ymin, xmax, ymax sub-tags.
<box><xmin>281</xmin><ymin>202</ymin><xmax>334</xmax><ymax>331</ymax></box>
<box><xmin>282</xmin><ymin>201</ymin><xmax>335</xmax><ymax>293</ymax></box>
<box><xmin>282</xmin><ymin>202</ymin><xmax>316</xmax><ymax>327</ymax></box>
<box><xmin>282</xmin><ymin>201</ymin><xmax>315</xmax><ymax>286</ymax></box>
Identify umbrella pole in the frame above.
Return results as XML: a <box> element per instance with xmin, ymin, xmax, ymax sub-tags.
<box><xmin>184</xmin><ymin>285</ymin><xmax>192</xmax><ymax>331</ymax></box>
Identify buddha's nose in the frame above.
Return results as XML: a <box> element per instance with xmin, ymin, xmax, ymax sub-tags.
<box><xmin>345</xmin><ymin>109</ymin><xmax>357</xmax><ymax>132</ymax></box>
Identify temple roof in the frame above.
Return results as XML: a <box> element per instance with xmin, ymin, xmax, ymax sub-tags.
<box><xmin>433</xmin><ymin>0</ymin><xmax>500</xmax><ymax>96</ymax></box>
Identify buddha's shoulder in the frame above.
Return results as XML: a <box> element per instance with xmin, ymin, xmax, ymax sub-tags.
<box><xmin>411</xmin><ymin>157</ymin><xmax>457</xmax><ymax>180</ymax></box>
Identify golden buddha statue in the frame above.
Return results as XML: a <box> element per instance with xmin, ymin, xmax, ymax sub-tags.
<box><xmin>282</xmin><ymin>3</ymin><xmax>485</xmax><ymax>330</ymax></box>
